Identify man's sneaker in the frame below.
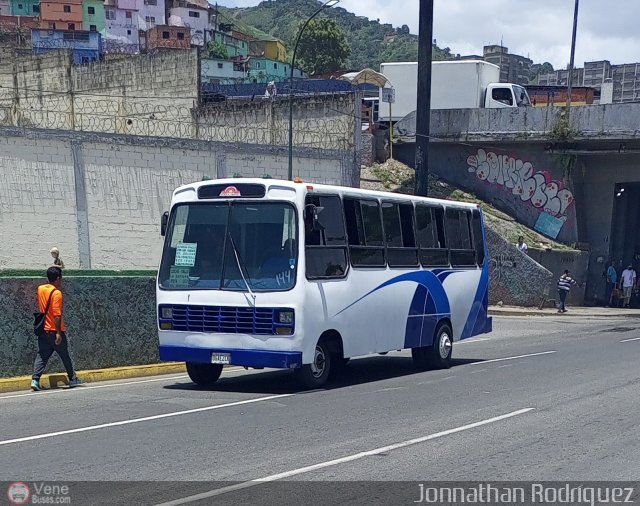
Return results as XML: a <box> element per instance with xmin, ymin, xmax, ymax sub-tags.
<box><xmin>68</xmin><ymin>377</ymin><xmax>85</xmax><ymax>387</ymax></box>
<box><xmin>30</xmin><ymin>380</ymin><xmax>43</xmax><ymax>391</ymax></box>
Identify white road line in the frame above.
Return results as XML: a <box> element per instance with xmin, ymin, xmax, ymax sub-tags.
<box><xmin>468</xmin><ymin>350</ymin><xmax>556</xmax><ymax>366</ymax></box>
<box><xmin>0</xmin><ymin>367</ymin><xmax>246</xmax><ymax>401</ymax></box>
<box><xmin>0</xmin><ymin>394</ymin><xmax>292</xmax><ymax>446</ymax></box>
<box><xmin>620</xmin><ymin>336</ymin><xmax>640</xmax><ymax>343</ymax></box>
<box><xmin>458</xmin><ymin>338</ymin><xmax>491</xmax><ymax>344</ymax></box>
<box><xmin>155</xmin><ymin>408</ymin><xmax>534</xmax><ymax>506</ymax></box>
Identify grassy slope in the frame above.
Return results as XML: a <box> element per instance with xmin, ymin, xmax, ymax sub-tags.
<box><xmin>363</xmin><ymin>160</ymin><xmax>575</xmax><ymax>251</ymax></box>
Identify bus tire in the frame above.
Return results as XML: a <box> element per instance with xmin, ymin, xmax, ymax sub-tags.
<box><xmin>294</xmin><ymin>340</ymin><xmax>332</xmax><ymax>389</ymax></box>
<box><xmin>412</xmin><ymin>323</ymin><xmax>453</xmax><ymax>370</ymax></box>
<box><xmin>429</xmin><ymin>323</ymin><xmax>453</xmax><ymax>369</ymax></box>
<box><xmin>186</xmin><ymin>362</ymin><xmax>223</xmax><ymax>387</ymax></box>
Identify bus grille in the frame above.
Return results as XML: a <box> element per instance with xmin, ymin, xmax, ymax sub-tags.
<box><xmin>159</xmin><ymin>305</ymin><xmax>293</xmax><ymax>335</ymax></box>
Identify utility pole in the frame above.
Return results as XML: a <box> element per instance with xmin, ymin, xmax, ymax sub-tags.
<box><xmin>566</xmin><ymin>0</ymin><xmax>579</xmax><ymax>123</ymax></box>
<box><xmin>415</xmin><ymin>0</ymin><xmax>434</xmax><ymax>196</ymax></box>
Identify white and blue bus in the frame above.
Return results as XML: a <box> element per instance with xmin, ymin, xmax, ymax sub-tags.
<box><xmin>157</xmin><ymin>178</ymin><xmax>492</xmax><ymax>388</ymax></box>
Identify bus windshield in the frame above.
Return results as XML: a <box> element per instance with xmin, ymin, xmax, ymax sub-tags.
<box><xmin>159</xmin><ymin>202</ymin><xmax>298</xmax><ymax>291</ymax></box>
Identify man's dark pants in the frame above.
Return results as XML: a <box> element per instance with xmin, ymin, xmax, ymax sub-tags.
<box><xmin>32</xmin><ymin>332</ymin><xmax>76</xmax><ymax>381</ymax></box>
<box><xmin>605</xmin><ymin>281</ymin><xmax>614</xmax><ymax>305</ymax></box>
<box><xmin>558</xmin><ymin>290</ymin><xmax>568</xmax><ymax>312</ymax></box>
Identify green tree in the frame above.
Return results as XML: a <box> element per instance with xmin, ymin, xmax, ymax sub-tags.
<box><xmin>295</xmin><ymin>18</ymin><xmax>351</xmax><ymax>76</ymax></box>
<box><xmin>208</xmin><ymin>41</ymin><xmax>228</xmax><ymax>59</ymax></box>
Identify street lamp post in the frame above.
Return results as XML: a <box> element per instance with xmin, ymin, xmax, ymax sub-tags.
<box><xmin>566</xmin><ymin>0</ymin><xmax>579</xmax><ymax>123</ymax></box>
<box><xmin>288</xmin><ymin>0</ymin><xmax>339</xmax><ymax>181</ymax></box>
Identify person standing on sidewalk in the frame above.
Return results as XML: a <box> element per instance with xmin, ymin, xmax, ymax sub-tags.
<box><xmin>557</xmin><ymin>270</ymin><xmax>577</xmax><ymax>313</ymax></box>
<box><xmin>605</xmin><ymin>260</ymin><xmax>618</xmax><ymax>307</ymax></box>
<box><xmin>31</xmin><ymin>267</ymin><xmax>84</xmax><ymax>391</ymax></box>
<box><xmin>620</xmin><ymin>265</ymin><xmax>637</xmax><ymax>308</ymax></box>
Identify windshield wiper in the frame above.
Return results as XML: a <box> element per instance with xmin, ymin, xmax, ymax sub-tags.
<box><xmin>227</xmin><ymin>232</ymin><xmax>256</xmax><ymax>306</ymax></box>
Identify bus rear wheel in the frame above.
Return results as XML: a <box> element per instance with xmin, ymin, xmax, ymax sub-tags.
<box><xmin>294</xmin><ymin>340</ymin><xmax>332</xmax><ymax>389</ymax></box>
<box><xmin>186</xmin><ymin>362</ymin><xmax>223</xmax><ymax>387</ymax></box>
<box><xmin>412</xmin><ymin>323</ymin><xmax>453</xmax><ymax>370</ymax></box>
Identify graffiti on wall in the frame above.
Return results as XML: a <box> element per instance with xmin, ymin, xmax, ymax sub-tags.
<box><xmin>466</xmin><ymin>149</ymin><xmax>575</xmax><ymax>238</ymax></box>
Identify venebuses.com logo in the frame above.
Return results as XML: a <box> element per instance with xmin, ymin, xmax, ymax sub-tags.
<box><xmin>6</xmin><ymin>481</ymin><xmax>72</xmax><ymax>504</ymax></box>
<box><xmin>7</xmin><ymin>482</ymin><xmax>31</xmax><ymax>505</ymax></box>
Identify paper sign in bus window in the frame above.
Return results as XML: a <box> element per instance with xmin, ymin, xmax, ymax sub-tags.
<box><xmin>175</xmin><ymin>242</ymin><xmax>198</xmax><ymax>267</ymax></box>
<box><xmin>169</xmin><ymin>266</ymin><xmax>191</xmax><ymax>288</ymax></box>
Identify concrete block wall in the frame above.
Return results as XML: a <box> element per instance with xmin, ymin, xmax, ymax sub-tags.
<box><xmin>0</xmin><ymin>127</ymin><xmax>355</xmax><ymax>269</ymax></box>
<box><xmin>72</xmin><ymin>50</ymin><xmax>198</xmax><ymax>98</ymax></box>
<box><xmin>0</xmin><ymin>135</ymin><xmax>80</xmax><ymax>270</ymax></box>
<box><xmin>81</xmin><ymin>141</ymin><xmax>212</xmax><ymax>268</ymax></box>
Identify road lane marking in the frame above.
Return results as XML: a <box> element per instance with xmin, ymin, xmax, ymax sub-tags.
<box><xmin>468</xmin><ymin>350</ymin><xmax>556</xmax><ymax>366</ymax></box>
<box><xmin>0</xmin><ymin>367</ymin><xmax>246</xmax><ymax>401</ymax></box>
<box><xmin>458</xmin><ymin>338</ymin><xmax>491</xmax><ymax>344</ymax></box>
<box><xmin>620</xmin><ymin>337</ymin><xmax>640</xmax><ymax>343</ymax></box>
<box><xmin>0</xmin><ymin>394</ymin><xmax>292</xmax><ymax>446</ymax></box>
<box><xmin>155</xmin><ymin>407</ymin><xmax>534</xmax><ymax>506</ymax></box>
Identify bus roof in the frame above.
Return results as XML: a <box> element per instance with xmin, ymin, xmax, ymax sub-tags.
<box><xmin>172</xmin><ymin>178</ymin><xmax>480</xmax><ymax>210</ymax></box>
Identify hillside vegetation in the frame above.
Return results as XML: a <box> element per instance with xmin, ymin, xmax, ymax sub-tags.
<box><xmin>221</xmin><ymin>0</ymin><xmax>453</xmax><ymax>70</ymax></box>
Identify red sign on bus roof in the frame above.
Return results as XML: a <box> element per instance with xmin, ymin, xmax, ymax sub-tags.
<box><xmin>219</xmin><ymin>186</ymin><xmax>242</xmax><ymax>197</ymax></box>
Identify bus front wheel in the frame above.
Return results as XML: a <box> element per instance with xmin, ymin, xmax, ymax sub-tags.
<box><xmin>294</xmin><ymin>340</ymin><xmax>332</xmax><ymax>389</ymax></box>
<box><xmin>412</xmin><ymin>323</ymin><xmax>453</xmax><ymax>370</ymax></box>
<box><xmin>186</xmin><ymin>362</ymin><xmax>223</xmax><ymax>387</ymax></box>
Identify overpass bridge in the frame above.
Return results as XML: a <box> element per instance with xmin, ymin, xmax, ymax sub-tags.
<box><xmin>393</xmin><ymin>103</ymin><xmax>640</xmax><ymax>304</ymax></box>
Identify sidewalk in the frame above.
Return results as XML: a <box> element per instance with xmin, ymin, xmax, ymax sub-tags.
<box><xmin>490</xmin><ymin>305</ymin><xmax>640</xmax><ymax>318</ymax></box>
<box><xmin>0</xmin><ymin>362</ymin><xmax>186</xmax><ymax>394</ymax></box>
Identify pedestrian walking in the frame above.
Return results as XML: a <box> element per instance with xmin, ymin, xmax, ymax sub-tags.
<box><xmin>50</xmin><ymin>247</ymin><xmax>65</xmax><ymax>269</ymax></box>
<box><xmin>557</xmin><ymin>270</ymin><xmax>577</xmax><ymax>313</ymax></box>
<box><xmin>31</xmin><ymin>266</ymin><xmax>84</xmax><ymax>391</ymax></box>
<box><xmin>620</xmin><ymin>265</ymin><xmax>637</xmax><ymax>308</ymax></box>
<box><xmin>605</xmin><ymin>260</ymin><xmax>618</xmax><ymax>307</ymax></box>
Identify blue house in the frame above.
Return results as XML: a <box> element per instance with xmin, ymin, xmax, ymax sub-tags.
<box><xmin>31</xmin><ymin>29</ymin><xmax>103</xmax><ymax>64</ymax></box>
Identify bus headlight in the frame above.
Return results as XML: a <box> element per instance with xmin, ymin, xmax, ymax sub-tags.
<box><xmin>161</xmin><ymin>307</ymin><xmax>173</xmax><ymax>319</ymax></box>
<box><xmin>278</xmin><ymin>311</ymin><xmax>294</xmax><ymax>324</ymax></box>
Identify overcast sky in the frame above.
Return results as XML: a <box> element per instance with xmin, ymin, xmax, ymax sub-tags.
<box><xmin>222</xmin><ymin>0</ymin><xmax>640</xmax><ymax>69</ymax></box>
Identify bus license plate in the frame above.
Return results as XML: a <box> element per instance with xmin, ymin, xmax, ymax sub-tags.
<box><xmin>211</xmin><ymin>353</ymin><xmax>230</xmax><ymax>365</ymax></box>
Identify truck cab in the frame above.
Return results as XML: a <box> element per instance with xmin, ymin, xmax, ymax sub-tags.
<box><xmin>485</xmin><ymin>83</ymin><xmax>531</xmax><ymax>108</ymax></box>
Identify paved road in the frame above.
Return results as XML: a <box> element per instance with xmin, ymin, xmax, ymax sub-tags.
<box><xmin>1</xmin><ymin>316</ymin><xmax>639</xmax><ymax>505</ymax></box>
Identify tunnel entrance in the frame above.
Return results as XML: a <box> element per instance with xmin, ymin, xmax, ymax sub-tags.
<box><xmin>610</xmin><ymin>182</ymin><xmax>640</xmax><ymax>307</ymax></box>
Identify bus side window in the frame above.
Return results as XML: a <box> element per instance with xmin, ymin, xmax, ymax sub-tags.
<box><xmin>472</xmin><ymin>209</ymin><xmax>486</xmax><ymax>266</ymax></box>
<box><xmin>344</xmin><ymin>197</ymin><xmax>386</xmax><ymax>267</ymax></box>
<box><xmin>382</xmin><ymin>201</ymin><xmax>418</xmax><ymax>267</ymax></box>
<box><xmin>305</xmin><ymin>194</ymin><xmax>349</xmax><ymax>279</ymax></box>
<box><xmin>415</xmin><ymin>204</ymin><xmax>448</xmax><ymax>267</ymax></box>
<box><xmin>446</xmin><ymin>208</ymin><xmax>476</xmax><ymax>267</ymax></box>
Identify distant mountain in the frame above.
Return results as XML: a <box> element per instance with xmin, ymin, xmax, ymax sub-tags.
<box><xmin>219</xmin><ymin>0</ymin><xmax>454</xmax><ymax>70</ymax></box>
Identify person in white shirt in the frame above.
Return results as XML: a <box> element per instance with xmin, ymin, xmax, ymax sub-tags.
<box><xmin>516</xmin><ymin>236</ymin><xmax>528</xmax><ymax>253</ymax></box>
<box><xmin>620</xmin><ymin>265</ymin><xmax>637</xmax><ymax>308</ymax></box>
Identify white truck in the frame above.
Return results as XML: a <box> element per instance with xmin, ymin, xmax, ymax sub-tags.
<box><xmin>379</xmin><ymin>60</ymin><xmax>531</xmax><ymax>121</ymax></box>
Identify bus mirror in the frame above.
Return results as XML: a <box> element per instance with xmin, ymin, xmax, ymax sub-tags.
<box><xmin>160</xmin><ymin>211</ymin><xmax>169</xmax><ymax>236</ymax></box>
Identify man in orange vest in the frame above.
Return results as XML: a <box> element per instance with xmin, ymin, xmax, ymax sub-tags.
<box><xmin>31</xmin><ymin>267</ymin><xmax>84</xmax><ymax>391</ymax></box>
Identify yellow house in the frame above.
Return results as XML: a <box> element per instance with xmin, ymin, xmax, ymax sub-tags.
<box><xmin>249</xmin><ymin>39</ymin><xmax>287</xmax><ymax>63</ymax></box>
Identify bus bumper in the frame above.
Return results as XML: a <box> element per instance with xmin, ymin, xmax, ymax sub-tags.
<box><xmin>159</xmin><ymin>345</ymin><xmax>303</xmax><ymax>369</ymax></box>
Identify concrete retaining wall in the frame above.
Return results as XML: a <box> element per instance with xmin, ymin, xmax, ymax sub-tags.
<box><xmin>486</xmin><ymin>228</ymin><xmax>554</xmax><ymax>307</ymax></box>
<box><xmin>527</xmin><ymin>248</ymin><xmax>589</xmax><ymax>305</ymax></box>
<box><xmin>0</xmin><ymin>277</ymin><xmax>157</xmax><ymax>378</ymax></box>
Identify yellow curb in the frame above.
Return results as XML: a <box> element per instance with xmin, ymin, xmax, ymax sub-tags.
<box><xmin>0</xmin><ymin>362</ymin><xmax>187</xmax><ymax>394</ymax></box>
